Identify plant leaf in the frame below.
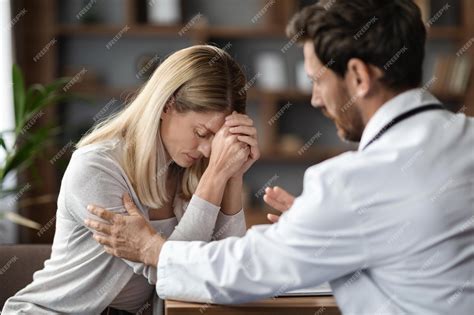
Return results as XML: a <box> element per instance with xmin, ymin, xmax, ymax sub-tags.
<box><xmin>0</xmin><ymin>187</ymin><xmax>21</xmax><ymax>198</ymax></box>
<box><xmin>2</xmin><ymin>127</ymin><xmax>52</xmax><ymax>180</ymax></box>
<box><xmin>44</xmin><ymin>77</ymin><xmax>70</xmax><ymax>95</ymax></box>
<box><xmin>4</xmin><ymin>211</ymin><xmax>41</xmax><ymax>230</ymax></box>
<box><xmin>0</xmin><ymin>135</ymin><xmax>6</xmax><ymax>151</ymax></box>
<box><xmin>25</xmin><ymin>83</ymin><xmax>46</xmax><ymax>113</ymax></box>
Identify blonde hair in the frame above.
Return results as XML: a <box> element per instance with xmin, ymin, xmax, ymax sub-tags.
<box><xmin>77</xmin><ymin>45</ymin><xmax>247</xmax><ymax>209</ymax></box>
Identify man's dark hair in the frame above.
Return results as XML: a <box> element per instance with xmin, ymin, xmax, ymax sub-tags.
<box><xmin>287</xmin><ymin>0</ymin><xmax>426</xmax><ymax>91</ymax></box>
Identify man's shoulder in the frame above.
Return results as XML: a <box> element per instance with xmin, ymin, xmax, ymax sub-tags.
<box><xmin>305</xmin><ymin>150</ymin><xmax>365</xmax><ymax>181</ymax></box>
<box><xmin>303</xmin><ymin>148</ymin><xmax>399</xmax><ymax>191</ymax></box>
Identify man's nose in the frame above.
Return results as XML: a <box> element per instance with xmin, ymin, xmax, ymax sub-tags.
<box><xmin>311</xmin><ymin>86</ymin><xmax>324</xmax><ymax>108</ymax></box>
<box><xmin>197</xmin><ymin>142</ymin><xmax>211</xmax><ymax>158</ymax></box>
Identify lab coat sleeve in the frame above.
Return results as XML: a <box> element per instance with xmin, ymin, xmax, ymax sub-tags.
<box><xmin>155</xmin><ymin>165</ymin><xmax>371</xmax><ymax>304</ymax></box>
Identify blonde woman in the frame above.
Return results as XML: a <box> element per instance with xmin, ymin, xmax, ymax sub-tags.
<box><xmin>2</xmin><ymin>45</ymin><xmax>260</xmax><ymax>314</ymax></box>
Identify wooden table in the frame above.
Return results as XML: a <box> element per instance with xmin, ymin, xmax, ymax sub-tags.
<box><xmin>165</xmin><ymin>296</ymin><xmax>341</xmax><ymax>315</ymax></box>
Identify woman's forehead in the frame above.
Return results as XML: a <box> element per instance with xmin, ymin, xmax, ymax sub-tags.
<box><xmin>189</xmin><ymin>111</ymin><xmax>227</xmax><ymax>132</ymax></box>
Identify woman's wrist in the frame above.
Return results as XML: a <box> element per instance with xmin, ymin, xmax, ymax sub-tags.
<box><xmin>227</xmin><ymin>175</ymin><xmax>243</xmax><ymax>187</ymax></box>
<box><xmin>195</xmin><ymin>167</ymin><xmax>228</xmax><ymax>207</ymax></box>
<box><xmin>220</xmin><ymin>175</ymin><xmax>244</xmax><ymax>215</ymax></box>
<box><xmin>206</xmin><ymin>163</ymin><xmax>232</xmax><ymax>183</ymax></box>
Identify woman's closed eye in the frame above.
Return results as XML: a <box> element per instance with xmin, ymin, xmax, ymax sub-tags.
<box><xmin>195</xmin><ymin>129</ymin><xmax>208</xmax><ymax>139</ymax></box>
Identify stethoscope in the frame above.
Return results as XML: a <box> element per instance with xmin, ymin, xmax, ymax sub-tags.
<box><xmin>362</xmin><ymin>103</ymin><xmax>446</xmax><ymax>150</ymax></box>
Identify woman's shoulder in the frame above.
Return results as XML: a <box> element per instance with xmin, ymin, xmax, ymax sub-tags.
<box><xmin>67</xmin><ymin>139</ymin><xmax>125</xmax><ymax>180</ymax></box>
<box><xmin>74</xmin><ymin>138</ymin><xmax>121</xmax><ymax>157</ymax></box>
<box><xmin>71</xmin><ymin>139</ymin><xmax>122</xmax><ymax>164</ymax></box>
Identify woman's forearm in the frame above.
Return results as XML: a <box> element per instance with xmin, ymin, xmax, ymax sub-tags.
<box><xmin>194</xmin><ymin>166</ymin><xmax>228</xmax><ymax>207</ymax></box>
<box><xmin>221</xmin><ymin>176</ymin><xmax>244</xmax><ymax>215</ymax></box>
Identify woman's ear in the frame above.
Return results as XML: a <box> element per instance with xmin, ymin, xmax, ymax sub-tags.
<box><xmin>161</xmin><ymin>105</ymin><xmax>168</xmax><ymax>121</ymax></box>
<box><xmin>161</xmin><ymin>105</ymin><xmax>170</xmax><ymax>122</ymax></box>
<box><xmin>162</xmin><ymin>95</ymin><xmax>176</xmax><ymax>116</ymax></box>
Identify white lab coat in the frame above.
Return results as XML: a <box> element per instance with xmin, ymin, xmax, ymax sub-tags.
<box><xmin>156</xmin><ymin>89</ymin><xmax>474</xmax><ymax>314</ymax></box>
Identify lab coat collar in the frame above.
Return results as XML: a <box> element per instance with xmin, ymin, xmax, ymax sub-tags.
<box><xmin>358</xmin><ymin>88</ymin><xmax>441</xmax><ymax>151</ymax></box>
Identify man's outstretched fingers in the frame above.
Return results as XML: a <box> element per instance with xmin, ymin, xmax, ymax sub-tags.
<box><xmin>274</xmin><ymin>186</ymin><xmax>294</xmax><ymax>200</ymax></box>
<box><xmin>93</xmin><ymin>233</ymin><xmax>112</xmax><ymax>247</ymax></box>
<box><xmin>263</xmin><ymin>193</ymin><xmax>288</xmax><ymax>212</ymax></box>
<box><xmin>272</xmin><ymin>186</ymin><xmax>295</xmax><ymax>209</ymax></box>
<box><xmin>84</xmin><ymin>219</ymin><xmax>111</xmax><ymax>235</ymax></box>
<box><xmin>267</xmin><ymin>213</ymin><xmax>280</xmax><ymax>223</ymax></box>
<box><xmin>87</xmin><ymin>205</ymin><xmax>116</xmax><ymax>223</ymax></box>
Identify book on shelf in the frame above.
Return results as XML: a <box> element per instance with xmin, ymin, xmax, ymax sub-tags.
<box><xmin>431</xmin><ymin>55</ymin><xmax>472</xmax><ymax>98</ymax></box>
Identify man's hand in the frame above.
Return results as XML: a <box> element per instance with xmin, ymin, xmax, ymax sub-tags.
<box><xmin>263</xmin><ymin>186</ymin><xmax>295</xmax><ymax>223</ymax></box>
<box><xmin>84</xmin><ymin>193</ymin><xmax>164</xmax><ymax>267</ymax></box>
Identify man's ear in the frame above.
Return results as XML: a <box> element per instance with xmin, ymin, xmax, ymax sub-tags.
<box><xmin>345</xmin><ymin>58</ymin><xmax>373</xmax><ymax>98</ymax></box>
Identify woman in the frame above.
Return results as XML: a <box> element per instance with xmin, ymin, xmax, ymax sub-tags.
<box><xmin>2</xmin><ymin>45</ymin><xmax>260</xmax><ymax>314</ymax></box>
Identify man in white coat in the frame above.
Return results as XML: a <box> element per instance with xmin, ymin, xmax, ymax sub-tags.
<box><xmin>86</xmin><ymin>0</ymin><xmax>474</xmax><ymax>313</ymax></box>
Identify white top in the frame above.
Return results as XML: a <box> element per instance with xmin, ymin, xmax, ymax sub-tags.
<box><xmin>156</xmin><ymin>89</ymin><xmax>474</xmax><ymax>314</ymax></box>
<box><xmin>2</xmin><ymin>140</ymin><xmax>246</xmax><ymax>314</ymax></box>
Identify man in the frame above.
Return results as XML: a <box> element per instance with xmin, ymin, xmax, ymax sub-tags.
<box><xmin>85</xmin><ymin>0</ymin><xmax>474</xmax><ymax>313</ymax></box>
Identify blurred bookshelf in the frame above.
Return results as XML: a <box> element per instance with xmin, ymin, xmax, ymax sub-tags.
<box><xmin>12</xmin><ymin>0</ymin><xmax>474</xmax><ymax>239</ymax></box>
<box><xmin>51</xmin><ymin>0</ymin><xmax>349</xmax><ymax>229</ymax></box>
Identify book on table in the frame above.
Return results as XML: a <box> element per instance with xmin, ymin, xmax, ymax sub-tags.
<box><xmin>281</xmin><ymin>282</ymin><xmax>332</xmax><ymax>296</ymax></box>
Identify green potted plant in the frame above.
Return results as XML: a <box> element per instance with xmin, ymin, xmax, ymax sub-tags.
<box><xmin>0</xmin><ymin>64</ymin><xmax>71</xmax><ymax>231</ymax></box>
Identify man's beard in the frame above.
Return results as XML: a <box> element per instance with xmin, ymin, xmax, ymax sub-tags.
<box><xmin>326</xmin><ymin>107</ymin><xmax>364</xmax><ymax>143</ymax></box>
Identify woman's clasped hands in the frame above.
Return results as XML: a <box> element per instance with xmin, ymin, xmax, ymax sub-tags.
<box><xmin>208</xmin><ymin>111</ymin><xmax>260</xmax><ymax>181</ymax></box>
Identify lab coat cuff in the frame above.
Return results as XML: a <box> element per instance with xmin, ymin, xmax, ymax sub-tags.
<box><xmin>156</xmin><ymin>240</ymin><xmax>173</xmax><ymax>300</ymax></box>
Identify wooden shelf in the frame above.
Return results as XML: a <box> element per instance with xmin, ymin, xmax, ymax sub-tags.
<box><xmin>248</xmin><ymin>88</ymin><xmax>312</xmax><ymax>102</ymax></box>
<box><xmin>70</xmin><ymin>84</ymin><xmax>467</xmax><ymax>107</ymax></box>
<box><xmin>56</xmin><ymin>24</ymin><xmax>186</xmax><ymax>37</ymax></box>
<box><xmin>432</xmin><ymin>91</ymin><xmax>466</xmax><ymax>103</ymax></box>
<box><xmin>427</xmin><ymin>26</ymin><xmax>465</xmax><ymax>41</ymax></box>
<box><xmin>70</xmin><ymin>84</ymin><xmax>313</xmax><ymax>102</ymax></box>
<box><xmin>55</xmin><ymin>24</ymin><xmax>286</xmax><ymax>39</ymax></box>
<box><xmin>56</xmin><ymin>24</ymin><xmax>465</xmax><ymax>42</ymax></box>
<box><xmin>260</xmin><ymin>147</ymin><xmax>348</xmax><ymax>163</ymax></box>
<box><xmin>69</xmin><ymin>84</ymin><xmax>140</xmax><ymax>100</ymax></box>
<box><xmin>206</xmin><ymin>26</ymin><xmax>285</xmax><ymax>38</ymax></box>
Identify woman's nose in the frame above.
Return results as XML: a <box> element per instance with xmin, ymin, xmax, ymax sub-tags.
<box><xmin>198</xmin><ymin>142</ymin><xmax>211</xmax><ymax>158</ymax></box>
